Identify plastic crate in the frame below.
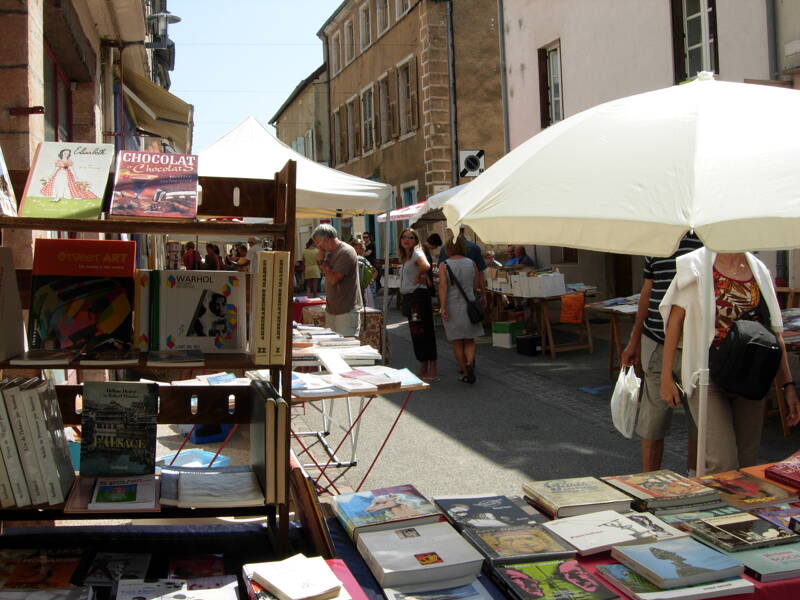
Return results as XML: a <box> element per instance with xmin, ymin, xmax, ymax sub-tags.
<box><xmin>492</xmin><ymin>332</ymin><xmax>515</xmax><ymax>348</ymax></box>
<box><xmin>492</xmin><ymin>320</ymin><xmax>525</xmax><ymax>335</ymax></box>
<box><xmin>517</xmin><ymin>333</ymin><xmax>542</xmax><ymax>356</ymax></box>
<box><xmin>189</xmin><ymin>423</ymin><xmax>234</xmax><ymax>444</ymax></box>
<box><xmin>157</xmin><ymin>448</ymin><xmax>231</xmax><ymax>468</ymax></box>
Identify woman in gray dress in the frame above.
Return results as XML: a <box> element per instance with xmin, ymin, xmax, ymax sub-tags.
<box><xmin>438</xmin><ymin>235</ymin><xmax>483</xmax><ymax>383</ymax></box>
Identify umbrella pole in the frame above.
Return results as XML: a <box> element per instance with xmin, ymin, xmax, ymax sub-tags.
<box><xmin>696</xmin><ymin>368</ymin><xmax>709</xmax><ymax>477</ymax></box>
<box><xmin>381</xmin><ymin>191</ymin><xmax>394</xmax><ymax>362</ymax></box>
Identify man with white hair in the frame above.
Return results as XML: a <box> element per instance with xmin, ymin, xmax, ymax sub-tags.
<box><xmin>313</xmin><ymin>223</ymin><xmax>363</xmax><ymax>336</ymax></box>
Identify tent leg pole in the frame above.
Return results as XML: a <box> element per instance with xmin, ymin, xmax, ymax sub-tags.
<box><xmin>381</xmin><ymin>191</ymin><xmax>394</xmax><ymax>363</ymax></box>
<box><xmin>696</xmin><ymin>369</ymin><xmax>709</xmax><ymax>477</ymax></box>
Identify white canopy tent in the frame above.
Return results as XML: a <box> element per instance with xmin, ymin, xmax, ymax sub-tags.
<box><xmin>198</xmin><ymin>116</ymin><xmax>392</xmax><ymax>218</ymax></box>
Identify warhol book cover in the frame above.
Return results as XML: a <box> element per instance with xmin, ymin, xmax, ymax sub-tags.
<box><xmin>27</xmin><ymin>238</ymin><xmax>135</xmax><ymax>353</ymax></box>
<box><xmin>684</xmin><ymin>511</ymin><xmax>799</xmax><ymax>552</ymax></box>
<box><xmin>0</xmin><ymin>143</ymin><xmax>17</xmax><ymax>216</ymax></box>
<box><xmin>19</xmin><ymin>141</ymin><xmax>114</xmax><ymax>219</ymax></box>
<box><xmin>158</xmin><ymin>270</ymin><xmax>245</xmax><ymax>353</ymax></box>
<box><xmin>493</xmin><ymin>559</ymin><xmax>616</xmax><ymax>600</ymax></box>
<box><xmin>109</xmin><ymin>150</ymin><xmax>198</xmax><ymax>219</ymax></box>
<box><xmin>434</xmin><ymin>494</ymin><xmax>544</xmax><ymax>531</ymax></box>
<box><xmin>79</xmin><ymin>381</ymin><xmax>157</xmax><ymax>477</ymax></box>
<box><xmin>463</xmin><ymin>525</ymin><xmax>575</xmax><ymax>564</ymax></box>
<box><xmin>332</xmin><ymin>484</ymin><xmax>443</xmax><ymax>539</ymax></box>
<box><xmin>0</xmin><ymin>548</ymin><xmax>83</xmax><ymax>589</ymax></box>
<box><xmin>696</xmin><ymin>470</ymin><xmax>796</xmax><ymax>510</ymax></box>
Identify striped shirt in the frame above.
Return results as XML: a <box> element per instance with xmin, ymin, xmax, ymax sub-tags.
<box><xmin>642</xmin><ymin>233</ymin><xmax>703</xmax><ymax>344</ymax></box>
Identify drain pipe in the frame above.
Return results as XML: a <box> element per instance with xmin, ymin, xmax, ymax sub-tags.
<box><xmin>497</xmin><ymin>0</ymin><xmax>510</xmax><ymax>153</ymax></box>
<box><xmin>445</xmin><ymin>0</ymin><xmax>459</xmax><ymax>186</ymax></box>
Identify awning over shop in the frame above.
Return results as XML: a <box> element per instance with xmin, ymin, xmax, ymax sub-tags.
<box><xmin>376</xmin><ymin>201</ymin><xmax>427</xmax><ymax>223</ymax></box>
<box><xmin>122</xmin><ymin>68</ymin><xmax>193</xmax><ymax>153</ymax></box>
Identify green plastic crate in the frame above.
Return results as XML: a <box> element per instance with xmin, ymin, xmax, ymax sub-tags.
<box><xmin>492</xmin><ymin>320</ymin><xmax>525</xmax><ymax>335</ymax></box>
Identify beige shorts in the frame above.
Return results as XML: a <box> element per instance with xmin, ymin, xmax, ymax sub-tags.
<box><xmin>635</xmin><ymin>335</ymin><xmax>697</xmax><ymax>440</ymax></box>
<box><xmin>325</xmin><ymin>310</ymin><xmax>361</xmax><ymax>338</ymax></box>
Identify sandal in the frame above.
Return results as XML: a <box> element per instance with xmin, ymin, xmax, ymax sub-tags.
<box><xmin>458</xmin><ymin>375</ymin><xmax>470</xmax><ymax>384</ymax></box>
<box><xmin>465</xmin><ymin>363</ymin><xmax>476</xmax><ymax>384</ymax></box>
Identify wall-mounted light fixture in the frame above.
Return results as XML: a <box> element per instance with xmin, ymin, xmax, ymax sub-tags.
<box><xmin>145</xmin><ymin>11</ymin><xmax>181</xmax><ymax>50</ymax></box>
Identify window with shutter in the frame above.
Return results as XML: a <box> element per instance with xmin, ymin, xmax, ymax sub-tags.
<box><xmin>537</xmin><ymin>43</ymin><xmax>562</xmax><ymax>128</ymax></box>
<box><xmin>373</xmin><ymin>81</ymin><xmax>382</xmax><ymax>147</ymax></box>
<box><xmin>346</xmin><ymin>101</ymin><xmax>355</xmax><ymax>160</ymax></box>
<box><xmin>398</xmin><ymin>62</ymin><xmax>411</xmax><ymax>134</ymax></box>
<box><xmin>362</xmin><ymin>86</ymin><xmax>374</xmax><ymax>152</ymax></box>
<box><xmin>408</xmin><ymin>56</ymin><xmax>418</xmax><ymax>131</ymax></box>
<box><xmin>352</xmin><ymin>97</ymin><xmax>361</xmax><ymax>158</ymax></box>
<box><xmin>387</xmin><ymin>67</ymin><xmax>399</xmax><ymax>139</ymax></box>
<box><xmin>670</xmin><ymin>0</ymin><xmax>718</xmax><ymax>84</ymax></box>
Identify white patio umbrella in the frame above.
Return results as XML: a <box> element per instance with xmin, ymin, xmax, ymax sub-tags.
<box><xmin>443</xmin><ymin>72</ymin><xmax>800</xmax><ymax>475</ymax></box>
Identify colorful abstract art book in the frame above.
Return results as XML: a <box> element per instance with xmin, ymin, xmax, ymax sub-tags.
<box><xmin>491</xmin><ymin>559</ymin><xmax>616</xmax><ymax>600</ymax></box>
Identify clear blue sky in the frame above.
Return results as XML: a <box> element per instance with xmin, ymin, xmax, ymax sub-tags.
<box><xmin>168</xmin><ymin>0</ymin><xmax>342</xmax><ymax>153</ymax></box>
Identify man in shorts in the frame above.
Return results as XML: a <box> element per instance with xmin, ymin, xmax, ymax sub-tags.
<box><xmin>313</xmin><ymin>223</ymin><xmax>363</xmax><ymax>337</ymax></box>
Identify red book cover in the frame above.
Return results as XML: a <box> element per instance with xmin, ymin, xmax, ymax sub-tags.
<box><xmin>28</xmin><ymin>238</ymin><xmax>136</xmax><ymax>352</ymax></box>
<box><xmin>766</xmin><ymin>452</ymin><xmax>800</xmax><ymax>488</ymax></box>
<box><xmin>325</xmin><ymin>558</ymin><xmax>368</xmax><ymax>600</ymax></box>
<box><xmin>109</xmin><ymin>150</ymin><xmax>198</xmax><ymax>219</ymax></box>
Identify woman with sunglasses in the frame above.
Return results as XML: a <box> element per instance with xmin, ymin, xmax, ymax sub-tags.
<box><xmin>398</xmin><ymin>228</ymin><xmax>438</xmax><ymax>382</ymax></box>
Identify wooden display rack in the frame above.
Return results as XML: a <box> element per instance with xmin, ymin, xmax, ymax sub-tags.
<box><xmin>0</xmin><ymin>160</ymin><xmax>297</xmax><ymax>554</ymax></box>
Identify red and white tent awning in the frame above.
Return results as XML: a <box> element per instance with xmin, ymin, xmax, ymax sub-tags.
<box><xmin>376</xmin><ymin>201</ymin><xmax>428</xmax><ymax>223</ymax></box>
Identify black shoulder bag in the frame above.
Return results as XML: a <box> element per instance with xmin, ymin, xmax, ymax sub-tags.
<box><xmin>709</xmin><ymin>295</ymin><xmax>782</xmax><ymax>400</ymax></box>
<box><xmin>445</xmin><ymin>260</ymin><xmax>485</xmax><ymax>324</ymax></box>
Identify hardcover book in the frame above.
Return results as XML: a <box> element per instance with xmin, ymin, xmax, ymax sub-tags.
<box><xmin>462</xmin><ymin>525</ymin><xmax>576</xmax><ymax>564</ymax></box>
<box><xmin>694</xmin><ymin>469</ymin><xmax>796</xmax><ymax>510</ymax></box>
<box><xmin>19</xmin><ymin>141</ymin><xmax>114</xmax><ymax>219</ymax></box>
<box><xmin>765</xmin><ymin>451</ymin><xmax>800</xmax><ymax>488</ymax></box>
<box><xmin>109</xmin><ymin>150</ymin><xmax>198</xmax><ymax>220</ymax></box>
<box><xmin>168</xmin><ymin>555</ymin><xmax>225</xmax><ymax>579</ymax></box>
<box><xmin>27</xmin><ymin>238</ymin><xmax>136</xmax><ymax>353</ymax></box>
<box><xmin>610</xmin><ymin>538</ymin><xmax>743</xmax><ymax>589</ymax></box>
<box><xmin>156</xmin><ymin>270</ymin><xmax>246</xmax><ymax>353</ymax></box>
<box><xmin>492</xmin><ymin>559</ymin><xmax>616</xmax><ymax>600</ymax></box>
<box><xmin>79</xmin><ymin>381</ymin><xmax>158</xmax><ymax>477</ymax></box>
<box><xmin>595</xmin><ymin>563</ymin><xmax>753</xmax><ymax>599</ymax></box>
<box><xmin>434</xmin><ymin>494</ymin><xmax>546</xmax><ymax>531</ymax></box>
<box><xmin>84</xmin><ymin>552</ymin><xmax>151</xmax><ymax>585</ymax></box>
<box><xmin>0</xmin><ymin>144</ymin><xmax>17</xmax><ymax>216</ymax></box>
<box><xmin>683</xmin><ymin>511</ymin><xmax>799</xmax><ymax>552</ymax></box>
<box><xmin>331</xmin><ymin>483</ymin><xmax>444</xmax><ymax>541</ymax></box>
<box><xmin>4</xmin><ymin>377</ymin><xmax>49</xmax><ymax>505</ymax></box>
<box><xmin>0</xmin><ymin>248</ymin><xmax>24</xmax><ymax>361</ymax></box>
<box><xmin>0</xmin><ymin>548</ymin><xmax>83</xmax><ymax>589</ymax></box>
<box><xmin>0</xmin><ymin>379</ymin><xmax>31</xmax><ymax>507</ymax></box>
<box><xmin>383</xmin><ymin>579</ymin><xmax>492</xmax><ymax>600</ymax></box>
<box><xmin>750</xmin><ymin>504</ymin><xmax>800</xmax><ymax>529</ymax></box>
<box><xmin>355</xmin><ymin>520</ymin><xmax>484</xmax><ymax>592</ymax></box>
<box><xmin>542</xmin><ymin>510</ymin><xmax>658</xmax><ymax>556</ymax></box>
<box><xmin>658</xmin><ymin>505</ymin><xmax>742</xmax><ymax>531</ymax></box>
<box><xmin>249</xmin><ymin>251</ymin><xmax>274</xmax><ymax>365</ymax></box>
<box><xmin>601</xmin><ymin>469</ymin><xmax>719</xmax><ymax>509</ymax></box>
<box><xmin>718</xmin><ymin>540</ymin><xmax>800</xmax><ymax>582</ymax></box>
<box><xmin>522</xmin><ymin>476</ymin><xmax>632</xmax><ymax>517</ymax></box>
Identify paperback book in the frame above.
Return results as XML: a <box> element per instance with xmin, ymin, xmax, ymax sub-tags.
<box><xmin>0</xmin><ymin>143</ymin><xmax>17</xmax><ymax>216</ymax></box>
<box><xmin>610</xmin><ymin>538</ymin><xmax>743</xmax><ymax>589</ymax></box>
<box><xmin>658</xmin><ymin>505</ymin><xmax>742</xmax><ymax>531</ymax></box>
<box><xmin>718</xmin><ymin>540</ymin><xmax>800</xmax><ymax>582</ymax></box>
<box><xmin>521</xmin><ymin>476</ymin><xmax>632</xmax><ymax>518</ymax></box>
<box><xmin>491</xmin><ymin>559</ymin><xmax>616</xmax><ymax>600</ymax></box>
<box><xmin>331</xmin><ymin>484</ymin><xmax>444</xmax><ymax>541</ymax></box>
<box><xmin>750</xmin><ymin>504</ymin><xmax>800</xmax><ymax>529</ymax></box>
<box><xmin>601</xmin><ymin>469</ymin><xmax>720</xmax><ymax>509</ymax></box>
<box><xmin>0</xmin><ymin>379</ymin><xmax>32</xmax><ymax>507</ymax></box>
<box><xmin>168</xmin><ymin>555</ymin><xmax>225</xmax><ymax>579</ymax></box>
<box><xmin>84</xmin><ymin>552</ymin><xmax>151</xmax><ymax>585</ymax></box>
<box><xmin>245</xmin><ymin>554</ymin><xmax>341</xmax><ymax>600</ymax></box>
<box><xmin>434</xmin><ymin>494</ymin><xmax>546</xmax><ymax>531</ymax></box>
<box><xmin>88</xmin><ymin>474</ymin><xmax>158</xmax><ymax>511</ymax></box>
<box><xmin>176</xmin><ymin>468</ymin><xmax>264</xmax><ymax>508</ymax></box>
<box><xmin>462</xmin><ymin>524</ymin><xmax>576</xmax><ymax>564</ymax></box>
<box><xmin>79</xmin><ymin>381</ymin><xmax>158</xmax><ymax>477</ymax></box>
<box><xmin>156</xmin><ymin>270</ymin><xmax>246</xmax><ymax>353</ymax></box>
<box><xmin>542</xmin><ymin>509</ymin><xmax>658</xmax><ymax>556</ymax></box>
<box><xmin>27</xmin><ymin>238</ymin><xmax>136</xmax><ymax>353</ymax></box>
<box><xmin>4</xmin><ymin>377</ymin><xmax>49</xmax><ymax>505</ymax></box>
<box><xmin>595</xmin><ymin>563</ymin><xmax>753</xmax><ymax>600</ymax></box>
<box><xmin>19</xmin><ymin>141</ymin><xmax>114</xmax><ymax>219</ymax></box>
<box><xmin>683</xmin><ymin>511</ymin><xmax>799</xmax><ymax>552</ymax></box>
<box><xmin>115</xmin><ymin>579</ymin><xmax>188</xmax><ymax>600</ymax></box>
<box><xmin>355</xmin><ymin>520</ymin><xmax>484</xmax><ymax>592</ymax></box>
<box><xmin>694</xmin><ymin>469</ymin><xmax>796</xmax><ymax>510</ymax></box>
<box><xmin>765</xmin><ymin>451</ymin><xmax>800</xmax><ymax>488</ymax></box>
<box><xmin>0</xmin><ymin>548</ymin><xmax>83</xmax><ymax>589</ymax></box>
<box><xmin>109</xmin><ymin>150</ymin><xmax>198</xmax><ymax>220</ymax></box>
<box><xmin>382</xmin><ymin>579</ymin><xmax>492</xmax><ymax>600</ymax></box>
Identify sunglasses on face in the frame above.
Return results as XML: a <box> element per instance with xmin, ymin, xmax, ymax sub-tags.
<box><xmin>401</xmin><ymin>235</ymin><xmax>417</xmax><ymax>240</ymax></box>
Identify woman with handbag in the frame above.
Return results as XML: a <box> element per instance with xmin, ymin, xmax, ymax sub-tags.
<box><xmin>439</xmin><ymin>235</ymin><xmax>484</xmax><ymax>384</ymax></box>
<box><xmin>659</xmin><ymin>247</ymin><xmax>800</xmax><ymax>474</ymax></box>
<box><xmin>398</xmin><ymin>228</ymin><xmax>438</xmax><ymax>383</ymax></box>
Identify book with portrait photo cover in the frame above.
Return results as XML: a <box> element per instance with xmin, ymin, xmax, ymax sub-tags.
<box><xmin>491</xmin><ymin>559</ymin><xmax>616</xmax><ymax>600</ymax></box>
<box><xmin>610</xmin><ymin>538</ymin><xmax>744</xmax><ymax>590</ymax></box>
<box><xmin>462</xmin><ymin>525</ymin><xmax>575</xmax><ymax>565</ymax></box>
<box><xmin>683</xmin><ymin>511</ymin><xmax>800</xmax><ymax>552</ymax></box>
<box><xmin>433</xmin><ymin>494</ymin><xmax>547</xmax><ymax>532</ymax></box>
<box><xmin>157</xmin><ymin>270</ymin><xmax>246</xmax><ymax>353</ymax></box>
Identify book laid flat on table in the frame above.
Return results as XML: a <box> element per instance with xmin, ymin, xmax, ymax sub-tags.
<box><xmin>683</xmin><ymin>511</ymin><xmax>799</xmax><ymax>552</ymax></box>
<box><xmin>88</xmin><ymin>475</ymin><xmax>158</xmax><ymax>511</ymax></box>
<box><xmin>245</xmin><ymin>554</ymin><xmax>341</xmax><ymax>600</ymax></box>
<box><xmin>146</xmin><ymin>349</ymin><xmax>205</xmax><ymax>367</ymax></box>
<box><xmin>355</xmin><ymin>520</ymin><xmax>484</xmax><ymax>592</ymax></box>
<box><xmin>658</xmin><ymin>505</ymin><xmax>742</xmax><ymax>531</ymax></box>
<box><xmin>522</xmin><ymin>476</ymin><xmax>632</xmax><ymax>517</ymax></box>
<box><xmin>155</xmin><ymin>271</ymin><xmax>246</xmax><ymax>353</ymax></box>
<box><xmin>595</xmin><ymin>563</ymin><xmax>754</xmax><ymax>600</ymax></box>
<box><xmin>167</xmin><ymin>554</ymin><xmax>225</xmax><ymax>579</ymax></box>
<box><xmin>83</xmin><ymin>552</ymin><xmax>151</xmax><ymax>585</ymax></box>
<box><xmin>383</xmin><ymin>579</ymin><xmax>493</xmax><ymax>600</ymax></box>
<box><xmin>109</xmin><ymin>151</ymin><xmax>198</xmax><ymax>220</ymax></box>
<box><xmin>19</xmin><ymin>141</ymin><xmax>114</xmax><ymax>219</ymax></box>
<box><xmin>765</xmin><ymin>451</ymin><xmax>800</xmax><ymax>488</ymax></box>
<box><xmin>79</xmin><ymin>381</ymin><xmax>158</xmax><ymax>477</ymax></box>
<box><xmin>601</xmin><ymin>469</ymin><xmax>720</xmax><ymax>510</ymax></box>
<box><xmin>491</xmin><ymin>559</ymin><xmax>616</xmax><ymax>600</ymax></box>
<box><xmin>462</xmin><ymin>525</ymin><xmax>576</xmax><ymax>564</ymax></box>
<box><xmin>332</xmin><ymin>484</ymin><xmax>444</xmax><ymax>541</ymax></box>
<box><xmin>750</xmin><ymin>503</ymin><xmax>800</xmax><ymax>529</ymax></box>
<box><xmin>542</xmin><ymin>510</ymin><xmax>658</xmax><ymax>556</ymax></box>
<box><xmin>610</xmin><ymin>538</ymin><xmax>743</xmax><ymax>590</ymax></box>
<box><xmin>176</xmin><ymin>468</ymin><xmax>264</xmax><ymax>508</ymax></box>
<box><xmin>27</xmin><ymin>238</ymin><xmax>136</xmax><ymax>355</ymax></box>
<box><xmin>717</xmin><ymin>540</ymin><xmax>800</xmax><ymax>582</ymax></box>
<box><xmin>0</xmin><ymin>548</ymin><xmax>83</xmax><ymax>589</ymax></box>
<box><xmin>694</xmin><ymin>469</ymin><xmax>797</xmax><ymax>510</ymax></box>
<box><xmin>434</xmin><ymin>494</ymin><xmax>547</xmax><ymax>531</ymax></box>
<box><xmin>115</xmin><ymin>579</ymin><xmax>188</xmax><ymax>600</ymax></box>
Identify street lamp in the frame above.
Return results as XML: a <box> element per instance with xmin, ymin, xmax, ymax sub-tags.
<box><xmin>145</xmin><ymin>11</ymin><xmax>181</xmax><ymax>50</ymax></box>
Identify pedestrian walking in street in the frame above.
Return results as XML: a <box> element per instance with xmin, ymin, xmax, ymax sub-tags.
<box><xmin>302</xmin><ymin>238</ymin><xmax>322</xmax><ymax>297</ymax></box>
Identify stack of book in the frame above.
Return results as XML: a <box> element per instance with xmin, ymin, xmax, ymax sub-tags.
<box><xmin>694</xmin><ymin>469</ymin><xmax>798</xmax><ymax>510</ymax></box>
<box><xmin>521</xmin><ymin>475</ymin><xmax>633</xmax><ymax>517</ymax></box>
<box><xmin>601</xmin><ymin>469</ymin><xmax>724</xmax><ymax>515</ymax></box>
<box><xmin>490</xmin><ymin>559</ymin><xmax>618</xmax><ymax>600</ymax></box>
<box><xmin>764</xmin><ymin>450</ymin><xmax>800</xmax><ymax>489</ymax></box>
<box><xmin>242</xmin><ymin>554</ymin><xmax>364</xmax><ymax>600</ymax></box>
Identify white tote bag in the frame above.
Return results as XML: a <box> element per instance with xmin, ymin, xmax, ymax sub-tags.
<box><xmin>610</xmin><ymin>366</ymin><xmax>641</xmax><ymax>438</ymax></box>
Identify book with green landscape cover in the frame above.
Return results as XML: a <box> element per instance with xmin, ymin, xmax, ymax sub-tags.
<box><xmin>522</xmin><ymin>476</ymin><xmax>632</xmax><ymax>517</ymax></box>
<box><xmin>595</xmin><ymin>563</ymin><xmax>753</xmax><ymax>599</ymax></box>
<box><xmin>462</xmin><ymin>524</ymin><xmax>575</xmax><ymax>565</ymax></box>
<box><xmin>683</xmin><ymin>511</ymin><xmax>799</xmax><ymax>552</ymax></box>
<box><xmin>79</xmin><ymin>381</ymin><xmax>157</xmax><ymax>477</ymax></box>
<box><xmin>491</xmin><ymin>559</ymin><xmax>616</xmax><ymax>600</ymax></box>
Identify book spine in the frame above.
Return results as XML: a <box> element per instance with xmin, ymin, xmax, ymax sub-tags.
<box><xmin>275</xmin><ymin>398</ymin><xmax>288</xmax><ymax>505</ymax></box>
<box><xmin>40</xmin><ymin>380</ymin><xmax>76</xmax><ymax>501</ymax></box>
<box><xmin>0</xmin><ymin>389</ymin><xmax>30</xmax><ymax>507</ymax></box>
<box><xmin>5</xmin><ymin>385</ymin><xmax>48</xmax><ymax>504</ymax></box>
<box><xmin>134</xmin><ymin>269</ymin><xmax>151</xmax><ymax>351</ymax></box>
<box><xmin>149</xmin><ymin>269</ymin><xmax>160</xmax><ymax>351</ymax></box>
<box><xmin>249</xmin><ymin>251</ymin><xmax>274</xmax><ymax>366</ymax></box>
<box><xmin>268</xmin><ymin>252</ymin><xmax>291</xmax><ymax>365</ymax></box>
<box><xmin>0</xmin><ymin>248</ymin><xmax>24</xmax><ymax>361</ymax></box>
<box><xmin>23</xmin><ymin>384</ymin><xmax>64</xmax><ymax>504</ymax></box>
<box><xmin>0</xmin><ymin>445</ymin><xmax>15</xmax><ymax>507</ymax></box>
